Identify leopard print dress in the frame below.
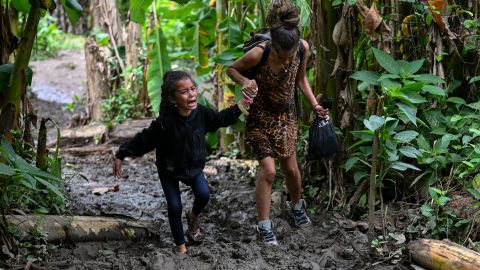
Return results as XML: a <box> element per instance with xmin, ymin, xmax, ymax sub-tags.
<box><xmin>246</xmin><ymin>46</ymin><xmax>301</xmax><ymax>160</ymax></box>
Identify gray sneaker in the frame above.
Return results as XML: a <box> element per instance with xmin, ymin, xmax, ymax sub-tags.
<box><xmin>256</xmin><ymin>220</ymin><xmax>278</xmax><ymax>246</ymax></box>
<box><xmin>287</xmin><ymin>199</ymin><xmax>312</xmax><ymax>227</ymax></box>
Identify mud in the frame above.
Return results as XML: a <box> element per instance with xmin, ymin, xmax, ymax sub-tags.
<box><xmin>41</xmin><ymin>152</ymin><xmax>403</xmax><ymax>270</ymax></box>
<box><xmin>18</xmin><ymin>49</ymin><xmax>411</xmax><ymax>270</ymax></box>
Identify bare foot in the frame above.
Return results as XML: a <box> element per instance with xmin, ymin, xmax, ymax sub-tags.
<box><xmin>176</xmin><ymin>244</ymin><xmax>187</xmax><ymax>254</ymax></box>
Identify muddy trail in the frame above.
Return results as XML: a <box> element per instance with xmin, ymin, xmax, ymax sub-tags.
<box><xmin>25</xmin><ymin>49</ymin><xmax>409</xmax><ymax>270</ymax></box>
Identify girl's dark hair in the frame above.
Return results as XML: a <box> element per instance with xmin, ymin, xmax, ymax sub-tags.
<box><xmin>267</xmin><ymin>2</ymin><xmax>300</xmax><ymax>52</ymax></box>
<box><xmin>159</xmin><ymin>70</ymin><xmax>194</xmax><ymax>117</ymax></box>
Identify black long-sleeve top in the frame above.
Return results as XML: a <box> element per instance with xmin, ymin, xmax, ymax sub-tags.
<box><xmin>115</xmin><ymin>104</ymin><xmax>242</xmax><ymax>179</ymax></box>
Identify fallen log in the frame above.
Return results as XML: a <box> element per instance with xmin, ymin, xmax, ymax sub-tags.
<box><xmin>48</xmin><ymin>122</ymin><xmax>108</xmax><ymax>147</ymax></box>
<box><xmin>58</xmin><ymin>145</ymin><xmax>111</xmax><ymax>155</ymax></box>
<box><xmin>108</xmin><ymin>118</ymin><xmax>154</xmax><ymax>144</ymax></box>
<box><xmin>7</xmin><ymin>215</ymin><xmax>155</xmax><ymax>242</ymax></box>
<box><xmin>408</xmin><ymin>238</ymin><xmax>480</xmax><ymax>270</ymax></box>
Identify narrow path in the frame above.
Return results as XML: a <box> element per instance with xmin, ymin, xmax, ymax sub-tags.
<box><xmin>28</xmin><ymin>50</ymin><xmax>406</xmax><ymax>270</ymax></box>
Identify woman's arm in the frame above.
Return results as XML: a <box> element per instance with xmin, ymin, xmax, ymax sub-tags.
<box><xmin>226</xmin><ymin>45</ymin><xmax>264</xmax><ymax>97</ymax></box>
<box><xmin>296</xmin><ymin>40</ymin><xmax>329</xmax><ymax>118</ymax></box>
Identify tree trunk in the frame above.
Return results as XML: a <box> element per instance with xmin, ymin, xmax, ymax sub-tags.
<box><xmin>8</xmin><ymin>215</ymin><xmax>154</xmax><ymax>242</ymax></box>
<box><xmin>91</xmin><ymin>0</ymin><xmax>123</xmax><ymax>46</ymax></box>
<box><xmin>0</xmin><ymin>2</ymin><xmax>41</xmax><ymax>140</ymax></box>
<box><xmin>125</xmin><ymin>21</ymin><xmax>141</xmax><ymax>68</ymax></box>
<box><xmin>408</xmin><ymin>239</ymin><xmax>480</xmax><ymax>270</ymax></box>
<box><xmin>85</xmin><ymin>37</ymin><xmax>111</xmax><ymax>121</ymax></box>
<box><xmin>215</xmin><ymin>0</ymin><xmax>232</xmax><ymax>152</ymax></box>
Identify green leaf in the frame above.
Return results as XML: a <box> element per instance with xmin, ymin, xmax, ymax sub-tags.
<box><xmin>398</xmin><ymin>59</ymin><xmax>424</xmax><ymax>76</ymax></box>
<box><xmin>372</xmin><ymin>48</ymin><xmax>400</xmax><ymax>74</ymax></box>
<box><xmin>350</xmin><ymin>71</ymin><xmax>379</xmax><ymax>85</ymax></box>
<box><xmin>422</xmin><ymin>85</ymin><xmax>445</xmax><ymax>96</ymax></box>
<box><xmin>171</xmin><ymin>0</ymin><xmax>191</xmax><ymax>4</ymax></box>
<box><xmin>437</xmin><ymin>196</ymin><xmax>450</xmax><ymax>206</ymax></box>
<box><xmin>447</xmin><ymin>97</ymin><xmax>466</xmax><ymax>105</ymax></box>
<box><xmin>402</xmin><ymin>82</ymin><xmax>425</xmax><ymax>91</ymax></box>
<box><xmin>399</xmin><ymin>146</ymin><xmax>421</xmax><ymax>158</ymax></box>
<box><xmin>213</xmin><ymin>48</ymin><xmax>243</xmax><ymax>66</ymax></box>
<box><xmin>469</xmin><ymin>76</ymin><xmax>480</xmax><ymax>84</ymax></box>
<box><xmin>421</xmin><ymin>204</ymin><xmax>433</xmax><ymax>217</ymax></box>
<box><xmin>363</xmin><ymin>115</ymin><xmax>386</xmax><ymax>131</ymax></box>
<box><xmin>394</xmin><ymin>130</ymin><xmax>419</xmax><ymax>143</ymax></box>
<box><xmin>455</xmin><ymin>219</ymin><xmax>470</xmax><ymax>228</ymax></box>
<box><xmin>399</xmin><ymin>91</ymin><xmax>427</xmax><ymax>104</ymax></box>
<box><xmin>391</xmin><ymin>161</ymin><xmax>421</xmax><ymax>171</ymax></box>
<box><xmin>64</xmin><ymin>0</ymin><xmax>83</xmax><ymax>13</ymax></box>
<box><xmin>413</xmin><ymin>74</ymin><xmax>445</xmax><ymax>84</ymax></box>
<box><xmin>354</xmin><ymin>171</ymin><xmax>368</xmax><ymax>185</ymax></box>
<box><xmin>345</xmin><ymin>157</ymin><xmax>360</xmax><ymax>172</ymax></box>
<box><xmin>0</xmin><ymin>137</ymin><xmax>17</xmax><ymax>160</ymax></box>
<box><xmin>61</xmin><ymin>0</ymin><xmax>83</xmax><ymax>24</ymax></box>
<box><xmin>378</xmin><ymin>74</ymin><xmax>400</xmax><ymax>81</ymax></box>
<box><xmin>410</xmin><ymin>171</ymin><xmax>429</xmax><ymax>187</ymax></box>
<box><xmin>416</xmin><ymin>135</ymin><xmax>431</xmax><ymax>151</ymax></box>
<box><xmin>332</xmin><ymin>0</ymin><xmax>342</xmax><ymax>6</ymax></box>
<box><xmin>396</xmin><ymin>102</ymin><xmax>417</xmax><ymax>126</ymax></box>
<box><xmin>468</xmin><ymin>188</ymin><xmax>480</xmax><ymax>200</ymax></box>
<box><xmin>12</xmin><ymin>0</ymin><xmax>31</xmax><ymax>12</ymax></box>
<box><xmin>130</xmin><ymin>0</ymin><xmax>154</xmax><ymax>24</ymax></box>
<box><xmin>147</xmin><ymin>26</ymin><xmax>171</xmax><ymax>115</ymax></box>
<box><xmin>0</xmin><ymin>163</ymin><xmax>14</xmax><ymax>176</ymax></box>
<box><xmin>35</xmin><ymin>176</ymin><xmax>65</xmax><ymax>200</ymax></box>
<box><xmin>467</xmin><ymin>102</ymin><xmax>480</xmax><ymax>110</ymax></box>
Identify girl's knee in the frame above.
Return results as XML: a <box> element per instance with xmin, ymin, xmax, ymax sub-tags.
<box><xmin>196</xmin><ymin>189</ymin><xmax>210</xmax><ymax>204</ymax></box>
<box><xmin>167</xmin><ymin>201</ymin><xmax>183</xmax><ymax>217</ymax></box>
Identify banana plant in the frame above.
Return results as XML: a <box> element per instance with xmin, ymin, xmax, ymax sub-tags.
<box><xmin>0</xmin><ymin>0</ymin><xmax>83</xmax><ymax>139</ymax></box>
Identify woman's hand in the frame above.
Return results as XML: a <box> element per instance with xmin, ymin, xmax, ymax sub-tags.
<box><xmin>113</xmin><ymin>157</ymin><xmax>122</xmax><ymax>179</ymax></box>
<box><xmin>241</xmin><ymin>79</ymin><xmax>258</xmax><ymax>99</ymax></box>
<box><xmin>313</xmin><ymin>104</ymin><xmax>329</xmax><ymax>120</ymax></box>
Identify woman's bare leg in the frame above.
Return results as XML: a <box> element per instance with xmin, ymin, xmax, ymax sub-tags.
<box><xmin>256</xmin><ymin>156</ymin><xmax>276</xmax><ymax>220</ymax></box>
<box><xmin>279</xmin><ymin>153</ymin><xmax>301</xmax><ymax>206</ymax></box>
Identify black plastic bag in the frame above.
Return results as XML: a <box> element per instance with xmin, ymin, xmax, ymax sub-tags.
<box><xmin>306</xmin><ymin>117</ymin><xmax>338</xmax><ymax>161</ymax></box>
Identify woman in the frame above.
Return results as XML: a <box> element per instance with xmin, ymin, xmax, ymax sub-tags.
<box><xmin>227</xmin><ymin>2</ymin><xmax>328</xmax><ymax>246</ymax></box>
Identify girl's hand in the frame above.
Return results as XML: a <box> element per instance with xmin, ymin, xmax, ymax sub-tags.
<box><xmin>241</xmin><ymin>80</ymin><xmax>258</xmax><ymax>99</ymax></box>
<box><xmin>113</xmin><ymin>158</ymin><xmax>122</xmax><ymax>179</ymax></box>
<box><xmin>313</xmin><ymin>104</ymin><xmax>329</xmax><ymax>120</ymax></box>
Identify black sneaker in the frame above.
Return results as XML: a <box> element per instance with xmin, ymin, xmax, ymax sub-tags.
<box><xmin>288</xmin><ymin>199</ymin><xmax>312</xmax><ymax>227</ymax></box>
<box><xmin>256</xmin><ymin>221</ymin><xmax>278</xmax><ymax>246</ymax></box>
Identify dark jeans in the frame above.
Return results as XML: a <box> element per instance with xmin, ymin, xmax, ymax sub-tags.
<box><xmin>159</xmin><ymin>173</ymin><xmax>210</xmax><ymax>245</ymax></box>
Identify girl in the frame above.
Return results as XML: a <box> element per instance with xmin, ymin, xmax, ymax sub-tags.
<box><xmin>226</xmin><ymin>1</ymin><xmax>328</xmax><ymax>246</ymax></box>
<box><xmin>113</xmin><ymin>70</ymin><xmax>255</xmax><ymax>253</ymax></box>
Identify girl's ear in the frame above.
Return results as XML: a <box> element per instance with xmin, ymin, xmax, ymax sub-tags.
<box><xmin>169</xmin><ymin>95</ymin><xmax>177</xmax><ymax>106</ymax></box>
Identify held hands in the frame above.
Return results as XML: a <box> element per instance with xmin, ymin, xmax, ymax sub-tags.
<box><xmin>239</xmin><ymin>79</ymin><xmax>258</xmax><ymax>115</ymax></box>
<box><xmin>313</xmin><ymin>104</ymin><xmax>329</xmax><ymax>120</ymax></box>
<box><xmin>113</xmin><ymin>157</ymin><xmax>122</xmax><ymax>179</ymax></box>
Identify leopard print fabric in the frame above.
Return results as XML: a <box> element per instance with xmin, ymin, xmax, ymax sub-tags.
<box><xmin>246</xmin><ymin>44</ymin><xmax>301</xmax><ymax>160</ymax></box>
